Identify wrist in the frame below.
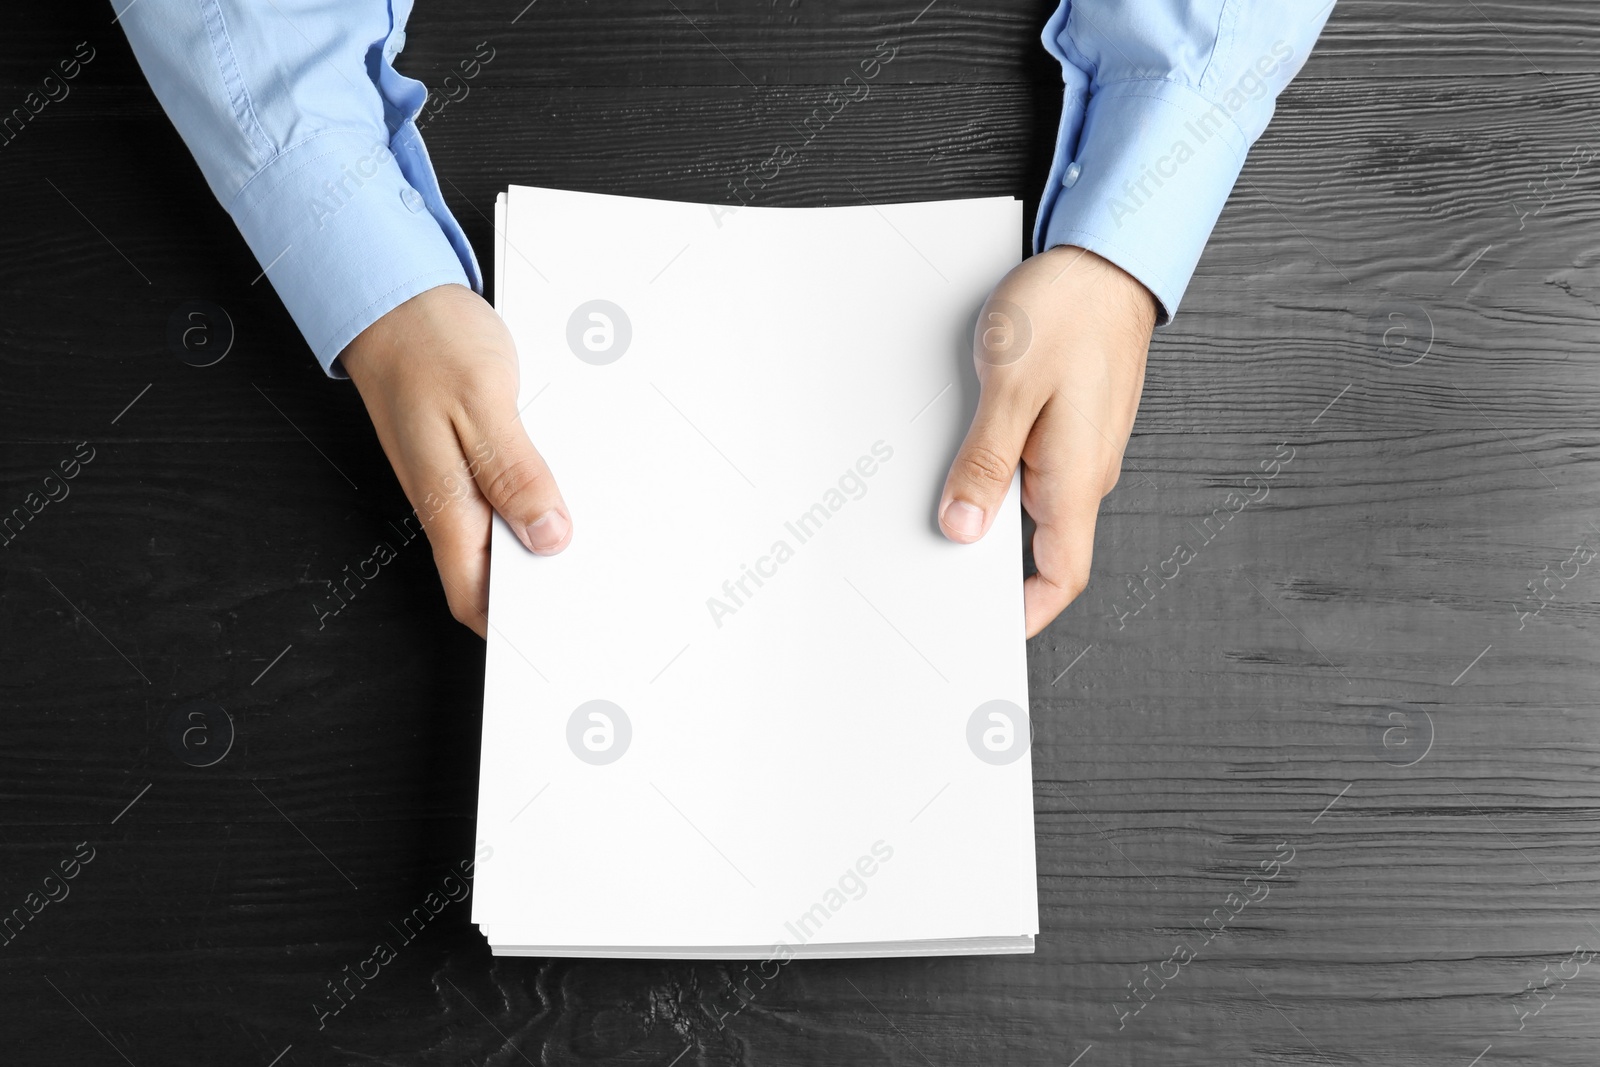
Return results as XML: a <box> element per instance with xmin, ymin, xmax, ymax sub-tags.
<box><xmin>340</xmin><ymin>282</ymin><xmax>477</xmax><ymax>391</ymax></box>
<box><xmin>1042</xmin><ymin>245</ymin><xmax>1158</xmax><ymax>331</ymax></box>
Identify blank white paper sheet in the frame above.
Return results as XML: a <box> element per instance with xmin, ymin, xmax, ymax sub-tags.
<box><xmin>474</xmin><ymin>185</ymin><xmax>1037</xmax><ymax>958</ymax></box>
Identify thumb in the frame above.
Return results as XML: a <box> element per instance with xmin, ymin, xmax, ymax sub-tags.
<box><xmin>939</xmin><ymin>382</ymin><xmax>1036</xmax><ymax>543</ymax></box>
<box><xmin>466</xmin><ymin>417</ymin><xmax>573</xmax><ymax>556</ymax></box>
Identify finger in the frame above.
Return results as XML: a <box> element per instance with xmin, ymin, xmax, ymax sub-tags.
<box><xmin>1019</xmin><ymin>395</ymin><xmax>1112</xmax><ymax>637</ymax></box>
<box><xmin>435</xmin><ymin>564</ymin><xmax>491</xmax><ymax>640</ymax></box>
<box><xmin>939</xmin><ymin>376</ymin><xmax>1039</xmax><ymax>543</ymax></box>
<box><xmin>408</xmin><ymin>430</ymin><xmax>497</xmax><ymax>638</ymax></box>
<box><xmin>373</xmin><ymin>418</ymin><xmax>497</xmax><ymax>639</ymax></box>
<box><xmin>425</xmin><ymin>480</ymin><xmax>494</xmax><ymax>638</ymax></box>
<box><xmin>459</xmin><ymin>410</ymin><xmax>573</xmax><ymax>557</ymax></box>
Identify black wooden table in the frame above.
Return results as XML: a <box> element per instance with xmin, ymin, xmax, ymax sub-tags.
<box><xmin>4</xmin><ymin>3</ymin><xmax>1598</xmax><ymax>1064</ymax></box>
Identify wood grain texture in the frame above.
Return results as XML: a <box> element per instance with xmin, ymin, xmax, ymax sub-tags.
<box><xmin>2</xmin><ymin>1</ymin><xmax>1599</xmax><ymax>1066</ymax></box>
<box><xmin>7</xmin><ymin>2</ymin><xmax>1600</xmax><ymax>86</ymax></box>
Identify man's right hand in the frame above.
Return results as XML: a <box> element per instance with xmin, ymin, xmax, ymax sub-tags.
<box><xmin>340</xmin><ymin>283</ymin><xmax>572</xmax><ymax>637</ymax></box>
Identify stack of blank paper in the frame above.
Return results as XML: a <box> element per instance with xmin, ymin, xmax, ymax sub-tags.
<box><xmin>475</xmin><ymin>185</ymin><xmax>1037</xmax><ymax>958</ymax></box>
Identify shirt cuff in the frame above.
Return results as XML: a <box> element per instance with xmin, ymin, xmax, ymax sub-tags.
<box><xmin>1034</xmin><ymin>79</ymin><xmax>1251</xmax><ymax>326</ymax></box>
<box><xmin>228</xmin><ymin>127</ymin><xmax>476</xmax><ymax>377</ymax></box>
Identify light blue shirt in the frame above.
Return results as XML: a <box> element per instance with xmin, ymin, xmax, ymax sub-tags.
<box><xmin>1036</xmin><ymin>0</ymin><xmax>1336</xmax><ymax>323</ymax></box>
<box><xmin>115</xmin><ymin>0</ymin><xmax>1333</xmax><ymax>371</ymax></box>
<box><xmin>117</xmin><ymin>0</ymin><xmax>478</xmax><ymax>376</ymax></box>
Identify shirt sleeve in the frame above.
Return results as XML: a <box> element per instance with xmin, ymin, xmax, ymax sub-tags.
<box><xmin>1034</xmin><ymin>0</ymin><xmax>1335</xmax><ymax>324</ymax></box>
<box><xmin>114</xmin><ymin>0</ymin><xmax>481</xmax><ymax>376</ymax></box>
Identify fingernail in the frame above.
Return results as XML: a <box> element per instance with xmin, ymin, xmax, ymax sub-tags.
<box><xmin>520</xmin><ymin>509</ymin><xmax>571</xmax><ymax>555</ymax></box>
<box><xmin>942</xmin><ymin>499</ymin><xmax>985</xmax><ymax>540</ymax></box>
